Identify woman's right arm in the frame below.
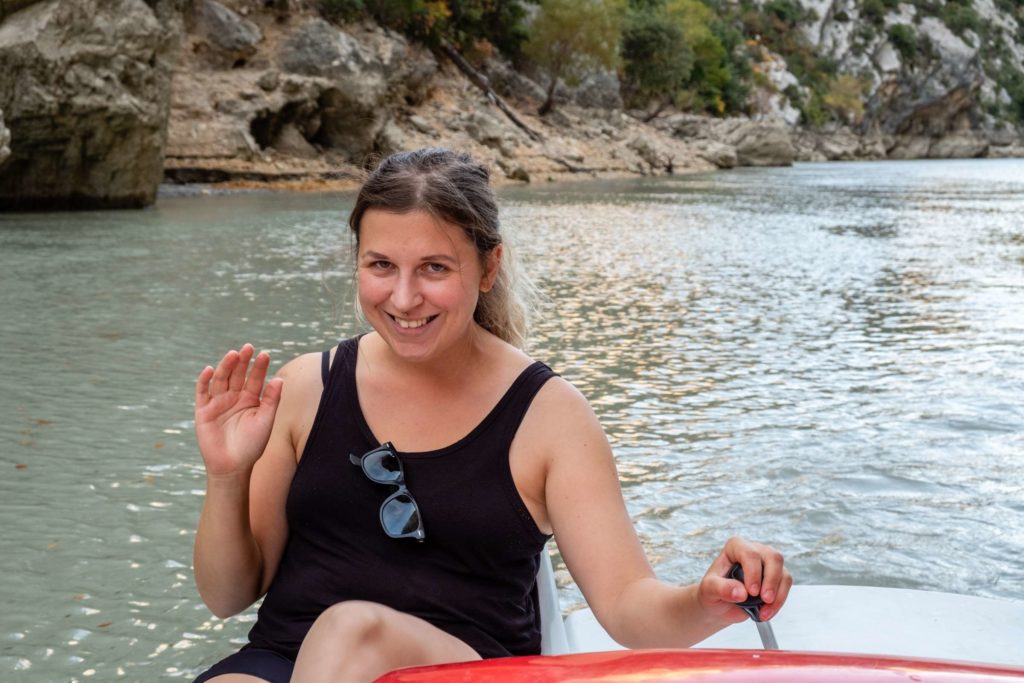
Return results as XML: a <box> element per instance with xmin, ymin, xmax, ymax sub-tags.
<box><xmin>192</xmin><ymin>344</ymin><xmax>310</xmax><ymax>618</ymax></box>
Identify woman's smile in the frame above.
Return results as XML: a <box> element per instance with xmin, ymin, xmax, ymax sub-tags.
<box><xmin>388</xmin><ymin>314</ymin><xmax>439</xmax><ymax>330</ymax></box>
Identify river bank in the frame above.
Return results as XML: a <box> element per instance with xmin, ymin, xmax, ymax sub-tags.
<box><xmin>2</xmin><ymin>0</ymin><xmax>1023</xmax><ymax>206</ymax></box>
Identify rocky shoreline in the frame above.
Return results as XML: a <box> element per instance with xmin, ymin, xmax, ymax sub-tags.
<box><xmin>1</xmin><ymin>0</ymin><xmax>1022</xmax><ymax>209</ymax></box>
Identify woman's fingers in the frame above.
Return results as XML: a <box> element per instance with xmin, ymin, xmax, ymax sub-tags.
<box><xmin>228</xmin><ymin>344</ymin><xmax>254</xmax><ymax>392</ymax></box>
<box><xmin>210</xmin><ymin>349</ymin><xmax>238</xmax><ymax>396</ymax></box>
<box><xmin>759</xmin><ymin>546</ymin><xmax>786</xmax><ymax>604</ymax></box>
<box><xmin>195</xmin><ymin>365</ymin><xmax>215</xmax><ymax>409</ymax></box>
<box><xmin>760</xmin><ymin>571</ymin><xmax>792</xmax><ymax>620</ymax></box>
<box><xmin>243</xmin><ymin>350</ymin><xmax>272</xmax><ymax>397</ymax></box>
<box><xmin>258</xmin><ymin>376</ymin><xmax>284</xmax><ymax>417</ymax></box>
<box><xmin>702</xmin><ymin>537</ymin><xmax>791</xmax><ymax>623</ymax></box>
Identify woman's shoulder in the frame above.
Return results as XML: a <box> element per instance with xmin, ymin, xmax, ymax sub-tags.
<box><xmin>275</xmin><ymin>350</ymin><xmax>322</xmax><ymax>381</ymax></box>
<box><xmin>276</xmin><ymin>337</ymin><xmax>358</xmax><ymax>381</ymax></box>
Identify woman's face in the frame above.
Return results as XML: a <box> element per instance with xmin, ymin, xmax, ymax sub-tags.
<box><xmin>357</xmin><ymin>209</ymin><xmax>500</xmax><ymax>363</ymax></box>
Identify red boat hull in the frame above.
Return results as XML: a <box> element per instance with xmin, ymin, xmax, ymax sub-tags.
<box><xmin>376</xmin><ymin>649</ymin><xmax>1024</xmax><ymax>682</ymax></box>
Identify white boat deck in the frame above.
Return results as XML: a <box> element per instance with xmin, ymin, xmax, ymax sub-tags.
<box><xmin>537</xmin><ymin>555</ymin><xmax>1024</xmax><ymax>667</ymax></box>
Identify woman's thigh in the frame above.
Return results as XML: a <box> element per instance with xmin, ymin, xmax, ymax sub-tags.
<box><xmin>292</xmin><ymin>601</ymin><xmax>481</xmax><ymax>682</ymax></box>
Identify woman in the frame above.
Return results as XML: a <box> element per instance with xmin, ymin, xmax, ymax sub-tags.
<box><xmin>192</xmin><ymin>148</ymin><xmax>792</xmax><ymax>683</ymax></box>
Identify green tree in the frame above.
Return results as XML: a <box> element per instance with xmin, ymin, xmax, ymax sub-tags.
<box><xmin>621</xmin><ymin>9</ymin><xmax>694</xmax><ymax>118</ymax></box>
<box><xmin>665</xmin><ymin>0</ymin><xmax>750</xmax><ymax>114</ymax></box>
<box><xmin>523</xmin><ymin>0</ymin><xmax>627</xmax><ymax>115</ymax></box>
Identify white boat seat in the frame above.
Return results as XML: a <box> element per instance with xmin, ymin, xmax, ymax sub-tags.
<box><xmin>536</xmin><ymin>546</ymin><xmax>570</xmax><ymax>654</ymax></box>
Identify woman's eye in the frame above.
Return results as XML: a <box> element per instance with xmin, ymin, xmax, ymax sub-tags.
<box><xmin>370</xmin><ymin>260</ymin><xmax>393</xmax><ymax>270</ymax></box>
<box><xmin>424</xmin><ymin>263</ymin><xmax>448</xmax><ymax>274</ymax></box>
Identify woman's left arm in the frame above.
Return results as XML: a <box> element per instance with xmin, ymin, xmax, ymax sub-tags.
<box><xmin>523</xmin><ymin>378</ymin><xmax>792</xmax><ymax>648</ymax></box>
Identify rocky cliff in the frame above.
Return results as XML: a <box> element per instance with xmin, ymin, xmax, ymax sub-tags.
<box><xmin>0</xmin><ymin>0</ymin><xmax>184</xmax><ymax>209</ymax></box>
<box><xmin>0</xmin><ymin>0</ymin><xmax>1021</xmax><ymax>208</ymax></box>
<box><xmin>755</xmin><ymin>0</ymin><xmax>1024</xmax><ymax>159</ymax></box>
<box><xmin>160</xmin><ymin>0</ymin><xmax>1024</xmax><ymax>190</ymax></box>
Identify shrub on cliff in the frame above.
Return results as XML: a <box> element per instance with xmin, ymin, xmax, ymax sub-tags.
<box><xmin>320</xmin><ymin>0</ymin><xmax>532</xmax><ymax>60</ymax></box>
<box><xmin>621</xmin><ymin>8</ymin><xmax>694</xmax><ymax>117</ymax></box>
<box><xmin>823</xmin><ymin>74</ymin><xmax>868</xmax><ymax>125</ymax></box>
<box><xmin>887</xmin><ymin>23</ymin><xmax>918</xmax><ymax>62</ymax></box>
<box><xmin>523</xmin><ymin>0</ymin><xmax>626</xmax><ymax>115</ymax></box>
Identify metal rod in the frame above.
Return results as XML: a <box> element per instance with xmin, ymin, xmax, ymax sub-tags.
<box><xmin>755</xmin><ymin>620</ymin><xmax>779</xmax><ymax>650</ymax></box>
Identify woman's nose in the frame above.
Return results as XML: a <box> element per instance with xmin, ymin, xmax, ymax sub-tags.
<box><xmin>390</xmin><ymin>273</ymin><xmax>423</xmax><ymax>311</ymax></box>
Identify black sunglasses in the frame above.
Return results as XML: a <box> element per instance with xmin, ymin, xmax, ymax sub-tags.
<box><xmin>349</xmin><ymin>442</ymin><xmax>425</xmax><ymax>542</ymax></box>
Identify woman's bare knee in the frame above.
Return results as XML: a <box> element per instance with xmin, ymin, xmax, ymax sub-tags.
<box><xmin>293</xmin><ymin>601</ymin><xmax>479</xmax><ymax>683</ymax></box>
<box><xmin>312</xmin><ymin>600</ymin><xmax>385</xmax><ymax>644</ymax></box>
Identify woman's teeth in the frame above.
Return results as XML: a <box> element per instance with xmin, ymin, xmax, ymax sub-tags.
<box><xmin>396</xmin><ymin>317</ymin><xmax>429</xmax><ymax>329</ymax></box>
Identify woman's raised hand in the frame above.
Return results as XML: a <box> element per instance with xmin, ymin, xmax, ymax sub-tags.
<box><xmin>194</xmin><ymin>344</ymin><xmax>284</xmax><ymax>477</ymax></box>
<box><xmin>697</xmin><ymin>537</ymin><xmax>792</xmax><ymax>623</ymax></box>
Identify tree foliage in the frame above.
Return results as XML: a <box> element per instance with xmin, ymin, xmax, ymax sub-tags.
<box><xmin>320</xmin><ymin>0</ymin><xmax>532</xmax><ymax>59</ymax></box>
<box><xmin>523</xmin><ymin>0</ymin><xmax>627</xmax><ymax>115</ymax></box>
<box><xmin>621</xmin><ymin>9</ymin><xmax>694</xmax><ymax>113</ymax></box>
<box><xmin>823</xmin><ymin>74</ymin><xmax>868</xmax><ymax>124</ymax></box>
<box><xmin>664</xmin><ymin>0</ymin><xmax>751</xmax><ymax>114</ymax></box>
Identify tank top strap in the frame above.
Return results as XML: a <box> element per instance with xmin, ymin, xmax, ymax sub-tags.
<box><xmin>492</xmin><ymin>361</ymin><xmax>558</xmax><ymax>442</ymax></box>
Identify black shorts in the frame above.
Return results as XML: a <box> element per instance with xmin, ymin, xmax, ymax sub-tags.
<box><xmin>193</xmin><ymin>647</ymin><xmax>294</xmax><ymax>683</ymax></box>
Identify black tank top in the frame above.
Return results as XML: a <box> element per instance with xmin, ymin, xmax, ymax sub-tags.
<box><xmin>246</xmin><ymin>337</ymin><xmax>555</xmax><ymax>659</ymax></box>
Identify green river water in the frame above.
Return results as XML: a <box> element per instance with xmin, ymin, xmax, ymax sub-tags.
<box><xmin>1</xmin><ymin>159</ymin><xmax>1022</xmax><ymax>679</ymax></box>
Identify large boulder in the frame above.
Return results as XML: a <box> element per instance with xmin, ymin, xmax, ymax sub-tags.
<box><xmin>190</xmin><ymin>0</ymin><xmax>262</xmax><ymax>69</ymax></box>
<box><xmin>271</xmin><ymin>19</ymin><xmax>420</xmax><ymax>161</ymax></box>
<box><xmin>664</xmin><ymin>114</ymin><xmax>795</xmax><ymax>167</ymax></box>
<box><xmin>483</xmin><ymin>57</ymin><xmax>546</xmax><ymax>106</ymax></box>
<box><xmin>729</xmin><ymin>122</ymin><xmax>795</xmax><ymax>167</ymax></box>
<box><xmin>0</xmin><ymin>0</ymin><xmax>182</xmax><ymax>209</ymax></box>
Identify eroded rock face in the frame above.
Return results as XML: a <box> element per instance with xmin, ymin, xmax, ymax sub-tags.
<box><xmin>0</xmin><ymin>0</ymin><xmax>182</xmax><ymax>209</ymax></box>
<box><xmin>165</xmin><ymin>18</ymin><xmax>439</xmax><ymax>177</ymax></box>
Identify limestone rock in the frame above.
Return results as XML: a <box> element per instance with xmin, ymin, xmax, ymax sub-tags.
<box><xmin>574</xmin><ymin>72</ymin><xmax>622</xmax><ymax>110</ymax></box>
<box><xmin>728</xmin><ymin>122</ymin><xmax>795</xmax><ymax>167</ymax></box>
<box><xmin>271</xmin><ymin>122</ymin><xmax>318</xmax><ymax>159</ymax></box>
<box><xmin>483</xmin><ymin>58</ymin><xmax>546</xmax><ymax>106</ymax></box>
<box><xmin>275</xmin><ymin>20</ymin><xmax>389</xmax><ymax>160</ymax></box>
<box><xmin>887</xmin><ymin>135</ymin><xmax>932</xmax><ymax>159</ymax></box>
<box><xmin>0</xmin><ymin>0</ymin><xmax>183</xmax><ymax>209</ymax></box>
<box><xmin>192</xmin><ymin>0</ymin><xmax>262</xmax><ymax>68</ymax></box>
<box><xmin>465</xmin><ymin>110</ymin><xmax>505</xmax><ymax>147</ymax></box>
<box><xmin>374</xmin><ymin>118</ymin><xmax>406</xmax><ymax>158</ymax></box>
<box><xmin>628</xmin><ymin>134</ymin><xmax>675</xmax><ymax>172</ymax></box>
<box><xmin>928</xmin><ymin>133</ymin><xmax>988</xmax><ymax>158</ymax></box>
<box><xmin>692</xmin><ymin>139</ymin><xmax>738</xmax><ymax>169</ymax></box>
<box><xmin>257</xmin><ymin>69</ymin><xmax>280</xmax><ymax>91</ymax></box>
<box><xmin>496</xmin><ymin>157</ymin><xmax>530</xmax><ymax>182</ymax></box>
<box><xmin>408</xmin><ymin>115</ymin><xmax>434</xmax><ymax>135</ymax></box>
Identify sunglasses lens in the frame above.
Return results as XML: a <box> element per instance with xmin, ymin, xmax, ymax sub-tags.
<box><xmin>381</xmin><ymin>493</ymin><xmax>421</xmax><ymax>537</ymax></box>
<box><xmin>363</xmin><ymin>450</ymin><xmax>403</xmax><ymax>484</ymax></box>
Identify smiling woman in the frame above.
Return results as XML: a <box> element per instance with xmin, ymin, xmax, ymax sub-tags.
<box><xmin>355</xmin><ymin>209</ymin><xmax>501</xmax><ymax>366</ymax></box>
<box><xmin>189</xmin><ymin>148</ymin><xmax>791</xmax><ymax>683</ymax></box>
